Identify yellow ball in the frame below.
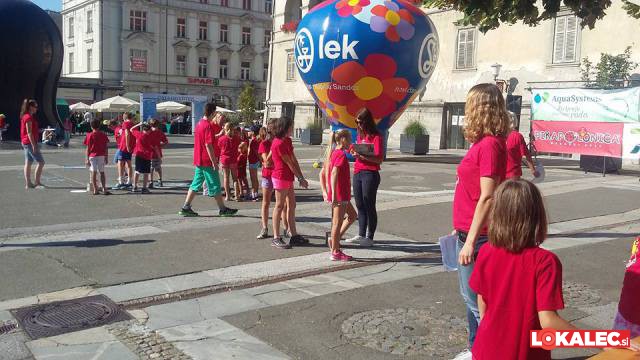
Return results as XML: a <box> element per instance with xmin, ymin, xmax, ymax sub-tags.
<box><xmin>313</xmin><ymin>161</ymin><xmax>321</xmax><ymax>169</ymax></box>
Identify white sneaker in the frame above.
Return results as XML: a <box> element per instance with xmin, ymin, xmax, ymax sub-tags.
<box><xmin>344</xmin><ymin>235</ymin><xmax>366</xmax><ymax>244</ymax></box>
<box><xmin>452</xmin><ymin>349</ymin><xmax>472</xmax><ymax>360</ymax></box>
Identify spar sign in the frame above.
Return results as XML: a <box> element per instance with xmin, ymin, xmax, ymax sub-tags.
<box><xmin>531</xmin><ymin>87</ymin><xmax>640</xmax><ymax>158</ymax></box>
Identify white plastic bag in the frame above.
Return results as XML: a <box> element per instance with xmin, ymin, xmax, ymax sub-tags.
<box><xmin>532</xmin><ymin>162</ymin><xmax>545</xmax><ymax>184</ymax></box>
<box><xmin>439</xmin><ymin>234</ymin><xmax>458</xmax><ymax>272</ymax></box>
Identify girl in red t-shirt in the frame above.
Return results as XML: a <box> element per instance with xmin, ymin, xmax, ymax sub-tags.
<box><xmin>613</xmin><ymin>237</ymin><xmax>640</xmax><ymax>339</ymax></box>
<box><xmin>20</xmin><ymin>99</ymin><xmax>45</xmax><ymax>189</ymax></box>
<box><xmin>270</xmin><ymin>117</ymin><xmax>309</xmax><ymax>249</ymax></box>
<box><xmin>218</xmin><ymin>123</ymin><xmax>241</xmax><ymax>201</ymax></box>
<box><xmin>237</xmin><ymin>142</ymin><xmax>249</xmax><ymax>200</ymax></box>
<box><xmin>469</xmin><ymin>179</ymin><xmax>576</xmax><ymax>360</ymax></box>
<box><xmin>247</xmin><ymin>126</ymin><xmax>262</xmax><ymax>201</ymax></box>
<box><xmin>325</xmin><ymin>129</ymin><xmax>357</xmax><ymax>261</ymax></box>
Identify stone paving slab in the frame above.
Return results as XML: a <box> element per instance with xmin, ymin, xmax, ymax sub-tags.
<box><xmin>26</xmin><ymin>327</ymin><xmax>137</xmax><ymax>360</ymax></box>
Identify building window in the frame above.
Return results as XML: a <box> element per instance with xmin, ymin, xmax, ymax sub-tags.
<box><xmin>264</xmin><ymin>29</ymin><xmax>271</xmax><ymax>47</ymax></box>
<box><xmin>456</xmin><ymin>28</ymin><xmax>475</xmax><ymax>69</ymax></box>
<box><xmin>176</xmin><ymin>55</ymin><xmax>186</xmax><ymax>76</ymax></box>
<box><xmin>286</xmin><ymin>51</ymin><xmax>295</xmax><ymax>80</ymax></box>
<box><xmin>199</xmin><ymin>21</ymin><xmax>208</xmax><ymax>40</ymax></box>
<box><xmin>130</xmin><ymin>49</ymin><xmax>148</xmax><ymax>72</ymax></box>
<box><xmin>86</xmin><ymin>10</ymin><xmax>93</xmax><ymax>33</ymax></box>
<box><xmin>220</xmin><ymin>0</ymin><xmax>228</xmax><ymax>6</ymax></box>
<box><xmin>219</xmin><ymin>24</ymin><xmax>228</xmax><ymax>43</ymax></box>
<box><xmin>241</xmin><ymin>62</ymin><xmax>251</xmax><ymax>80</ymax></box>
<box><xmin>265</xmin><ymin>0</ymin><xmax>272</xmax><ymax>14</ymax></box>
<box><xmin>242</xmin><ymin>27</ymin><xmax>251</xmax><ymax>45</ymax></box>
<box><xmin>68</xmin><ymin>17</ymin><xmax>74</xmax><ymax>38</ymax></box>
<box><xmin>243</xmin><ymin>0</ymin><xmax>251</xmax><ymax>10</ymax></box>
<box><xmin>129</xmin><ymin>10</ymin><xmax>147</xmax><ymax>32</ymax></box>
<box><xmin>87</xmin><ymin>49</ymin><xmax>92</xmax><ymax>72</ymax></box>
<box><xmin>263</xmin><ymin>62</ymin><xmax>268</xmax><ymax>81</ymax></box>
<box><xmin>69</xmin><ymin>52</ymin><xmax>74</xmax><ymax>73</ymax></box>
<box><xmin>219</xmin><ymin>59</ymin><xmax>228</xmax><ymax>79</ymax></box>
<box><xmin>177</xmin><ymin>18</ymin><xmax>186</xmax><ymax>38</ymax></box>
<box><xmin>199</xmin><ymin>57</ymin><xmax>208</xmax><ymax>78</ymax></box>
<box><xmin>200</xmin><ymin>0</ymin><xmax>209</xmax><ymax>3</ymax></box>
<box><xmin>553</xmin><ymin>15</ymin><xmax>578</xmax><ymax>64</ymax></box>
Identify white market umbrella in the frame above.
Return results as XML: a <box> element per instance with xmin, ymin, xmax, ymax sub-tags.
<box><xmin>156</xmin><ymin>101</ymin><xmax>191</xmax><ymax>113</ymax></box>
<box><xmin>91</xmin><ymin>96</ymin><xmax>139</xmax><ymax>112</ymax></box>
<box><xmin>69</xmin><ymin>102</ymin><xmax>93</xmax><ymax>111</ymax></box>
<box><xmin>217</xmin><ymin>107</ymin><xmax>235</xmax><ymax>113</ymax></box>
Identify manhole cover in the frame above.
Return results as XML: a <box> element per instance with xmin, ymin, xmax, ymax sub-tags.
<box><xmin>341</xmin><ymin>308</ymin><xmax>467</xmax><ymax>357</ymax></box>
<box><xmin>11</xmin><ymin>295</ymin><xmax>131</xmax><ymax>340</ymax></box>
<box><xmin>563</xmin><ymin>281</ymin><xmax>602</xmax><ymax>308</ymax></box>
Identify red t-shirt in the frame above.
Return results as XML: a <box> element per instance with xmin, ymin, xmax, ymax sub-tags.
<box><xmin>248</xmin><ymin>138</ymin><xmax>261</xmax><ymax>164</ymax></box>
<box><xmin>470</xmin><ymin>245</ymin><xmax>564</xmax><ymax>360</ymax></box>
<box><xmin>113</xmin><ymin>125</ymin><xmax>122</xmax><ymax>144</ymax></box>
<box><xmin>618</xmin><ymin>240</ymin><xmax>640</xmax><ymax>324</ymax></box>
<box><xmin>0</xmin><ymin>116</ymin><xmax>5</xmax><ymax>128</ymax></box>
<box><xmin>193</xmin><ymin>119</ymin><xmax>214</xmax><ymax>167</ymax></box>
<box><xmin>83</xmin><ymin>131</ymin><xmax>109</xmax><ymax>157</ymax></box>
<box><xmin>237</xmin><ymin>153</ymin><xmax>248</xmax><ymax>173</ymax></box>
<box><xmin>209</xmin><ymin>120</ymin><xmax>222</xmax><ymax>156</ymax></box>
<box><xmin>271</xmin><ymin>137</ymin><xmax>294</xmax><ymax>181</ymax></box>
<box><xmin>218</xmin><ymin>135</ymin><xmax>238</xmax><ymax>166</ymax></box>
<box><xmin>132</xmin><ymin>130</ymin><xmax>155</xmax><ymax>161</ymax></box>
<box><xmin>506</xmin><ymin>131</ymin><xmax>529</xmax><ymax>179</ymax></box>
<box><xmin>20</xmin><ymin>114</ymin><xmax>39</xmax><ymax>145</ymax></box>
<box><xmin>328</xmin><ymin>149</ymin><xmax>351</xmax><ymax>202</ymax></box>
<box><xmin>258</xmin><ymin>139</ymin><xmax>273</xmax><ymax>178</ymax></box>
<box><xmin>354</xmin><ymin>133</ymin><xmax>383</xmax><ymax>174</ymax></box>
<box><xmin>118</xmin><ymin>120</ymin><xmax>136</xmax><ymax>152</ymax></box>
<box><xmin>452</xmin><ymin>135</ymin><xmax>507</xmax><ymax>234</ymax></box>
<box><xmin>149</xmin><ymin>129</ymin><xmax>168</xmax><ymax>158</ymax></box>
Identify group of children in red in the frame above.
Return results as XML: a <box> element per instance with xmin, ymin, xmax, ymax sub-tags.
<box><xmin>82</xmin><ymin>113</ymin><xmax>167</xmax><ymax>195</ymax></box>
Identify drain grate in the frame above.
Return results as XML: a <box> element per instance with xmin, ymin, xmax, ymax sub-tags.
<box><xmin>0</xmin><ymin>321</ymin><xmax>18</xmax><ymax>335</ymax></box>
<box><xmin>11</xmin><ymin>295</ymin><xmax>131</xmax><ymax>340</ymax></box>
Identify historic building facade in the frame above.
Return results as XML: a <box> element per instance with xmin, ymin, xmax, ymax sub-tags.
<box><xmin>61</xmin><ymin>0</ymin><xmax>273</xmax><ymax>108</ymax></box>
<box><xmin>265</xmin><ymin>0</ymin><xmax>640</xmax><ymax>148</ymax></box>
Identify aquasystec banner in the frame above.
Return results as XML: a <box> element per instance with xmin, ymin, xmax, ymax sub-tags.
<box><xmin>531</xmin><ymin>87</ymin><xmax>640</xmax><ymax>123</ymax></box>
<box><xmin>532</xmin><ymin>121</ymin><xmax>623</xmax><ymax>157</ymax></box>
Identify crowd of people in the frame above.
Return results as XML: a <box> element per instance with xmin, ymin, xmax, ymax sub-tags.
<box><xmin>17</xmin><ymin>84</ymin><xmax>639</xmax><ymax>359</ymax></box>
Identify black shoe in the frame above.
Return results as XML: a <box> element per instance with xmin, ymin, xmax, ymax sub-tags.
<box><xmin>290</xmin><ymin>235</ymin><xmax>309</xmax><ymax>245</ymax></box>
<box><xmin>219</xmin><ymin>207</ymin><xmax>238</xmax><ymax>217</ymax></box>
<box><xmin>148</xmin><ymin>183</ymin><xmax>155</xmax><ymax>189</ymax></box>
<box><xmin>141</xmin><ymin>188</ymin><xmax>151</xmax><ymax>194</ymax></box>
<box><xmin>271</xmin><ymin>237</ymin><xmax>291</xmax><ymax>249</ymax></box>
<box><xmin>178</xmin><ymin>207</ymin><xmax>199</xmax><ymax>217</ymax></box>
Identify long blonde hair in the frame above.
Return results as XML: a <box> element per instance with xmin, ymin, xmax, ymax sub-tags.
<box><xmin>463</xmin><ymin>84</ymin><xmax>511</xmax><ymax>143</ymax></box>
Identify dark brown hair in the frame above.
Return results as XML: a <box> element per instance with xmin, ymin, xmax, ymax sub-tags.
<box><xmin>205</xmin><ymin>102</ymin><xmax>217</xmax><ymax>117</ymax></box>
<box><xmin>273</xmin><ymin>116</ymin><xmax>293</xmax><ymax>138</ymax></box>
<box><xmin>20</xmin><ymin>99</ymin><xmax>37</xmax><ymax>117</ymax></box>
<box><xmin>489</xmin><ymin>179</ymin><xmax>548</xmax><ymax>253</ymax></box>
<box><xmin>149</xmin><ymin>119</ymin><xmax>159</xmax><ymax>128</ymax></box>
<box><xmin>356</xmin><ymin>108</ymin><xmax>379</xmax><ymax>137</ymax></box>
<box><xmin>90</xmin><ymin>119</ymin><xmax>101</xmax><ymax>130</ymax></box>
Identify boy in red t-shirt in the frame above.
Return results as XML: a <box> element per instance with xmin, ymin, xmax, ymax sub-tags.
<box><xmin>114</xmin><ymin>113</ymin><xmax>135</xmax><ymax>190</ymax></box>
<box><xmin>129</xmin><ymin>122</ymin><xmax>157</xmax><ymax>193</ymax></box>
<box><xmin>0</xmin><ymin>114</ymin><xmax>7</xmax><ymax>141</ymax></box>
<box><xmin>237</xmin><ymin>141</ymin><xmax>249</xmax><ymax>200</ymax></box>
<box><xmin>148</xmin><ymin>119</ymin><xmax>168</xmax><ymax>188</ymax></box>
<box><xmin>469</xmin><ymin>179</ymin><xmax>576</xmax><ymax>360</ymax></box>
<box><xmin>247</xmin><ymin>125</ymin><xmax>261</xmax><ymax>201</ymax></box>
<box><xmin>218</xmin><ymin>123</ymin><xmax>241</xmax><ymax>201</ymax></box>
<box><xmin>83</xmin><ymin>119</ymin><xmax>111</xmax><ymax>195</ymax></box>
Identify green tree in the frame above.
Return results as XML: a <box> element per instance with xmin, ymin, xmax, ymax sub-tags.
<box><xmin>238</xmin><ymin>84</ymin><xmax>257</xmax><ymax>124</ymax></box>
<box><xmin>580</xmin><ymin>47</ymin><xmax>639</xmax><ymax>89</ymax></box>
<box><xmin>423</xmin><ymin>0</ymin><xmax>640</xmax><ymax>33</ymax></box>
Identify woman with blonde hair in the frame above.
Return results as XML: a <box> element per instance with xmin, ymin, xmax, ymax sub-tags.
<box><xmin>451</xmin><ymin>83</ymin><xmax>510</xmax><ymax>357</ymax></box>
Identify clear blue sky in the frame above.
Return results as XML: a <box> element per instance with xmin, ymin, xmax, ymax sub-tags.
<box><xmin>30</xmin><ymin>0</ymin><xmax>62</xmax><ymax>11</ymax></box>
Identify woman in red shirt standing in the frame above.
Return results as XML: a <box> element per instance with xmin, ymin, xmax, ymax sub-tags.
<box><xmin>20</xmin><ymin>99</ymin><xmax>45</xmax><ymax>189</ymax></box>
<box><xmin>506</xmin><ymin>113</ymin><xmax>538</xmax><ymax>180</ymax></box>
<box><xmin>346</xmin><ymin>108</ymin><xmax>384</xmax><ymax>247</ymax></box>
<box><xmin>270</xmin><ymin>116</ymin><xmax>309</xmax><ymax>249</ymax></box>
<box><xmin>452</xmin><ymin>84</ymin><xmax>509</xmax><ymax>356</ymax></box>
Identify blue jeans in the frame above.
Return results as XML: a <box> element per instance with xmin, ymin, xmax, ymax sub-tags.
<box><xmin>456</xmin><ymin>231</ymin><xmax>488</xmax><ymax>347</ymax></box>
<box><xmin>353</xmin><ymin>170</ymin><xmax>381</xmax><ymax>239</ymax></box>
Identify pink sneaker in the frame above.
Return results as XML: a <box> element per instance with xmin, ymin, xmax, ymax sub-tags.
<box><xmin>331</xmin><ymin>250</ymin><xmax>353</xmax><ymax>262</ymax></box>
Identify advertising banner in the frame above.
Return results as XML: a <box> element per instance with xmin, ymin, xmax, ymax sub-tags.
<box><xmin>531</xmin><ymin>87</ymin><xmax>640</xmax><ymax>123</ymax></box>
<box><xmin>130</xmin><ymin>58</ymin><xmax>147</xmax><ymax>73</ymax></box>
<box><xmin>532</xmin><ymin>121</ymin><xmax>623</xmax><ymax>157</ymax></box>
<box><xmin>622</xmin><ymin>123</ymin><xmax>640</xmax><ymax>159</ymax></box>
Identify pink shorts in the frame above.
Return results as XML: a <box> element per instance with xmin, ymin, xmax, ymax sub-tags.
<box><xmin>272</xmin><ymin>177</ymin><xmax>293</xmax><ymax>190</ymax></box>
<box><xmin>613</xmin><ymin>311</ymin><xmax>640</xmax><ymax>338</ymax></box>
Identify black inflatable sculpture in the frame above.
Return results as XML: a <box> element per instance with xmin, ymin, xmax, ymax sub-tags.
<box><xmin>0</xmin><ymin>0</ymin><xmax>63</xmax><ymax>140</ymax></box>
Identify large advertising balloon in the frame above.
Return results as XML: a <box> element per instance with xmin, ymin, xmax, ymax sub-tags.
<box><xmin>294</xmin><ymin>0</ymin><xmax>438</xmax><ymax>132</ymax></box>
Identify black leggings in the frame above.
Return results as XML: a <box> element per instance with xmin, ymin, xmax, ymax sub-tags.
<box><xmin>353</xmin><ymin>170</ymin><xmax>381</xmax><ymax>239</ymax></box>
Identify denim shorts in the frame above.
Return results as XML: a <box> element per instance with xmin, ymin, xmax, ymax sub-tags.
<box><xmin>248</xmin><ymin>161</ymin><xmax>260</xmax><ymax>170</ymax></box>
<box><xmin>114</xmin><ymin>150</ymin><xmax>132</xmax><ymax>162</ymax></box>
<box><xmin>23</xmin><ymin>144</ymin><xmax>44</xmax><ymax>163</ymax></box>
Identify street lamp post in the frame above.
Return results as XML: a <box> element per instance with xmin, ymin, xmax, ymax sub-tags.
<box><xmin>491</xmin><ymin>63</ymin><xmax>506</xmax><ymax>93</ymax></box>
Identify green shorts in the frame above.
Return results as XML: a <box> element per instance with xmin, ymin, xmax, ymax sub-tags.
<box><xmin>189</xmin><ymin>166</ymin><xmax>222</xmax><ymax>196</ymax></box>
